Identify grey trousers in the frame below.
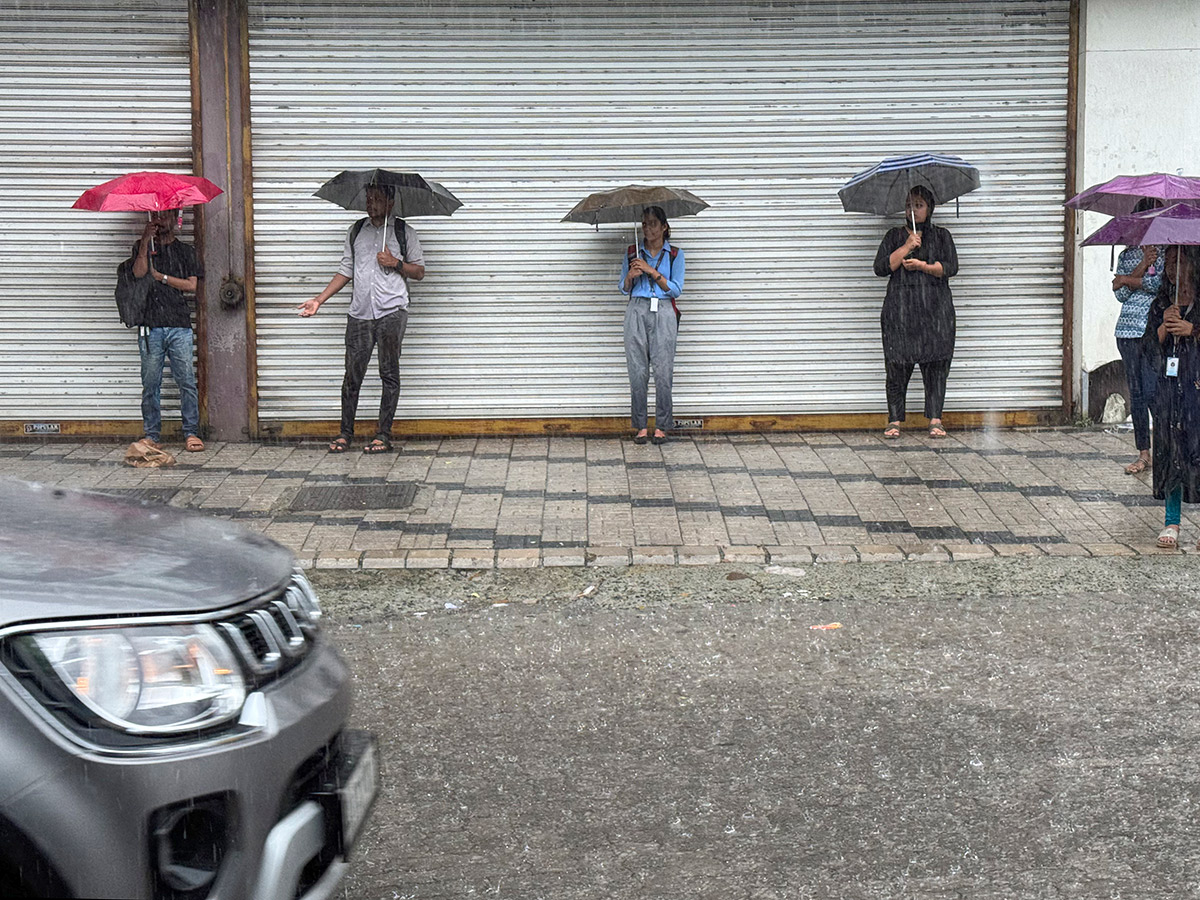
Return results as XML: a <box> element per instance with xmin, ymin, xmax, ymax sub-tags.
<box><xmin>624</xmin><ymin>296</ymin><xmax>678</xmax><ymax>431</ymax></box>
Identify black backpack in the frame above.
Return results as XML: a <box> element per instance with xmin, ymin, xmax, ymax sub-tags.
<box><xmin>627</xmin><ymin>244</ymin><xmax>681</xmax><ymax>323</ymax></box>
<box><xmin>350</xmin><ymin>216</ymin><xmax>408</xmax><ymax>266</ymax></box>
<box><xmin>114</xmin><ymin>259</ymin><xmax>152</xmax><ymax>327</ymax></box>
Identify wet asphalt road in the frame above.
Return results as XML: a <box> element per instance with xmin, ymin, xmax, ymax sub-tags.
<box><xmin>321</xmin><ymin>559</ymin><xmax>1200</xmax><ymax>899</ymax></box>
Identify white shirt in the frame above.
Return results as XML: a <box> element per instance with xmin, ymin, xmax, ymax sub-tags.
<box><xmin>336</xmin><ymin>217</ymin><xmax>425</xmax><ymax>319</ymax></box>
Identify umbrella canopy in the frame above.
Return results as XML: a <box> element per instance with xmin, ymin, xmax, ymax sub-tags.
<box><xmin>1066</xmin><ymin>173</ymin><xmax>1200</xmax><ymax>217</ymax></box>
<box><xmin>838</xmin><ymin>153</ymin><xmax>981</xmax><ymax>215</ymax></box>
<box><xmin>72</xmin><ymin>171</ymin><xmax>223</xmax><ymax>212</ymax></box>
<box><xmin>561</xmin><ymin>184</ymin><xmax>709</xmax><ymax>225</ymax></box>
<box><xmin>314</xmin><ymin>169</ymin><xmax>462</xmax><ymax>217</ymax></box>
<box><xmin>1082</xmin><ymin>202</ymin><xmax>1200</xmax><ymax>247</ymax></box>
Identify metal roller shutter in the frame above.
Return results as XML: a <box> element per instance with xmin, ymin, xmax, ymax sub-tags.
<box><xmin>0</xmin><ymin>0</ymin><xmax>193</xmax><ymax>426</ymax></box>
<box><xmin>248</xmin><ymin>0</ymin><xmax>1069</xmax><ymax>424</ymax></box>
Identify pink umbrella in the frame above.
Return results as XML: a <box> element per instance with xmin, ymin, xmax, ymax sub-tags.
<box><xmin>1066</xmin><ymin>173</ymin><xmax>1200</xmax><ymax>217</ymax></box>
<box><xmin>72</xmin><ymin>171</ymin><xmax>223</xmax><ymax>212</ymax></box>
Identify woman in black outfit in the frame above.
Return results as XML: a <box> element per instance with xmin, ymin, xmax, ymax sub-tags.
<box><xmin>873</xmin><ymin>185</ymin><xmax>959</xmax><ymax>439</ymax></box>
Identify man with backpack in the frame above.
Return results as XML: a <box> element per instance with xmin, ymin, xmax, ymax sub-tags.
<box><xmin>297</xmin><ymin>183</ymin><xmax>425</xmax><ymax>453</ymax></box>
<box><xmin>125</xmin><ymin>208</ymin><xmax>204</xmax><ymax>452</ymax></box>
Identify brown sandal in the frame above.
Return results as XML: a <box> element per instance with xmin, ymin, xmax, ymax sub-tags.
<box><xmin>1124</xmin><ymin>457</ymin><xmax>1150</xmax><ymax>475</ymax></box>
<box><xmin>185</xmin><ymin>436</ymin><xmax>205</xmax><ymax>452</ymax></box>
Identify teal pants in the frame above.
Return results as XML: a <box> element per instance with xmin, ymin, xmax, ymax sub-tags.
<box><xmin>1166</xmin><ymin>486</ymin><xmax>1182</xmax><ymax>527</ymax></box>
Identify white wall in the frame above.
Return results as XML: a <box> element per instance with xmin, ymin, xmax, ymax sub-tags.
<box><xmin>1077</xmin><ymin>0</ymin><xmax>1200</xmax><ymax>382</ymax></box>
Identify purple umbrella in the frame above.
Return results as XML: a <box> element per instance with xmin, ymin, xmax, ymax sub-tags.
<box><xmin>1067</xmin><ymin>173</ymin><xmax>1200</xmax><ymax>216</ymax></box>
<box><xmin>1082</xmin><ymin>202</ymin><xmax>1200</xmax><ymax>288</ymax></box>
<box><xmin>1081</xmin><ymin>202</ymin><xmax>1200</xmax><ymax>248</ymax></box>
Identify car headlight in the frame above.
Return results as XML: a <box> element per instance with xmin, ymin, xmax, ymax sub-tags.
<box><xmin>24</xmin><ymin>624</ymin><xmax>246</xmax><ymax>735</ymax></box>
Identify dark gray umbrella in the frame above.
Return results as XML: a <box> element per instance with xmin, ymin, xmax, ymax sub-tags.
<box><xmin>314</xmin><ymin>169</ymin><xmax>462</xmax><ymax>217</ymax></box>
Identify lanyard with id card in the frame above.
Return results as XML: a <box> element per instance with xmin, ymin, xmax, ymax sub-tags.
<box><xmin>1167</xmin><ymin>296</ymin><xmax>1184</xmax><ymax>377</ymax></box>
<box><xmin>642</xmin><ymin>248</ymin><xmax>667</xmax><ymax>313</ymax></box>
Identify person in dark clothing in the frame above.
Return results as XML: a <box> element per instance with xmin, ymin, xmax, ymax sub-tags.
<box><xmin>129</xmin><ymin>208</ymin><xmax>203</xmax><ymax>451</ymax></box>
<box><xmin>873</xmin><ymin>185</ymin><xmax>959</xmax><ymax>439</ymax></box>
<box><xmin>1148</xmin><ymin>245</ymin><xmax>1200</xmax><ymax>549</ymax></box>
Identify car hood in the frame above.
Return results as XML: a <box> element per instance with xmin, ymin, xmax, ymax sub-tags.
<box><xmin>0</xmin><ymin>480</ymin><xmax>295</xmax><ymax>628</ymax></box>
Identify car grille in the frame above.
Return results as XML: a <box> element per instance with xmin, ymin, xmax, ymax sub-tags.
<box><xmin>216</xmin><ymin>570</ymin><xmax>322</xmax><ymax>683</ymax></box>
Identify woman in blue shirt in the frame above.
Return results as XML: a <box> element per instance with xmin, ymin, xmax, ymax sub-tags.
<box><xmin>619</xmin><ymin>206</ymin><xmax>685</xmax><ymax>445</ymax></box>
<box><xmin>1112</xmin><ymin>199</ymin><xmax>1165</xmax><ymax>475</ymax></box>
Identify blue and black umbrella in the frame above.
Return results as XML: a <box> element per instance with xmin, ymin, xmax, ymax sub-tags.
<box><xmin>838</xmin><ymin>153</ymin><xmax>981</xmax><ymax>227</ymax></box>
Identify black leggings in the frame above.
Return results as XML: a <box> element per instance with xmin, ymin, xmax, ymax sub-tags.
<box><xmin>886</xmin><ymin>359</ymin><xmax>951</xmax><ymax>422</ymax></box>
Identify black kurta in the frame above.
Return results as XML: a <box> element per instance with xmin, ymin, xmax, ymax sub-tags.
<box><xmin>1148</xmin><ymin>296</ymin><xmax>1200</xmax><ymax>503</ymax></box>
<box><xmin>874</xmin><ymin>223</ymin><xmax>959</xmax><ymax>364</ymax></box>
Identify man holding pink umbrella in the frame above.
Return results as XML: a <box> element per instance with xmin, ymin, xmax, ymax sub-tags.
<box><xmin>75</xmin><ymin>171</ymin><xmax>222</xmax><ymax>453</ymax></box>
<box><xmin>124</xmin><ymin>208</ymin><xmax>204</xmax><ymax>452</ymax></box>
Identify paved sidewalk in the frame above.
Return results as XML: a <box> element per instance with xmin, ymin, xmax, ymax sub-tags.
<box><xmin>0</xmin><ymin>428</ymin><xmax>1188</xmax><ymax>568</ymax></box>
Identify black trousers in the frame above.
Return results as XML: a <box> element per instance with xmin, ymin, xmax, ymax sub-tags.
<box><xmin>885</xmin><ymin>359</ymin><xmax>951</xmax><ymax>422</ymax></box>
<box><xmin>340</xmin><ymin>309</ymin><xmax>408</xmax><ymax>439</ymax></box>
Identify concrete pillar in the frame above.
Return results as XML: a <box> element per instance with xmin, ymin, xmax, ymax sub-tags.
<box><xmin>191</xmin><ymin>0</ymin><xmax>257</xmax><ymax>441</ymax></box>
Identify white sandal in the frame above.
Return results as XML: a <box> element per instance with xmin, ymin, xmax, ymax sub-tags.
<box><xmin>1157</xmin><ymin>525</ymin><xmax>1180</xmax><ymax>549</ymax></box>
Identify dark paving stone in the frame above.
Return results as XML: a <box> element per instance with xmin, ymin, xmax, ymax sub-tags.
<box><xmin>814</xmin><ymin>514</ymin><xmax>863</xmax><ymax>527</ymax></box>
<box><xmin>448</xmin><ymin>527</ymin><xmax>497</xmax><ymax>541</ymax></box>
<box><xmin>765</xmin><ymin>508</ymin><xmax>814</xmax><ymax>522</ymax></box>
<box><xmin>494</xmin><ymin>534</ymin><xmax>541</xmax><ymax>549</ymax></box>
<box><xmin>866</xmin><ymin>520</ymin><xmax>916</xmax><ymax>534</ymax></box>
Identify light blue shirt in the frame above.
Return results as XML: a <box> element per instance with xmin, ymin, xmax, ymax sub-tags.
<box><xmin>618</xmin><ymin>240</ymin><xmax>685</xmax><ymax>300</ymax></box>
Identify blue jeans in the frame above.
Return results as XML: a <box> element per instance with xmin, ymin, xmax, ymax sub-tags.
<box><xmin>1116</xmin><ymin>337</ymin><xmax>1157</xmax><ymax>451</ymax></box>
<box><xmin>140</xmin><ymin>327</ymin><xmax>199</xmax><ymax>441</ymax></box>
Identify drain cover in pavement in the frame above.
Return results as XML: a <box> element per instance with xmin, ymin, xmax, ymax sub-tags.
<box><xmin>290</xmin><ymin>482</ymin><xmax>417</xmax><ymax>512</ymax></box>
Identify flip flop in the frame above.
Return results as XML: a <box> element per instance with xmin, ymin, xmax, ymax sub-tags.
<box><xmin>328</xmin><ymin>436</ymin><xmax>350</xmax><ymax>454</ymax></box>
